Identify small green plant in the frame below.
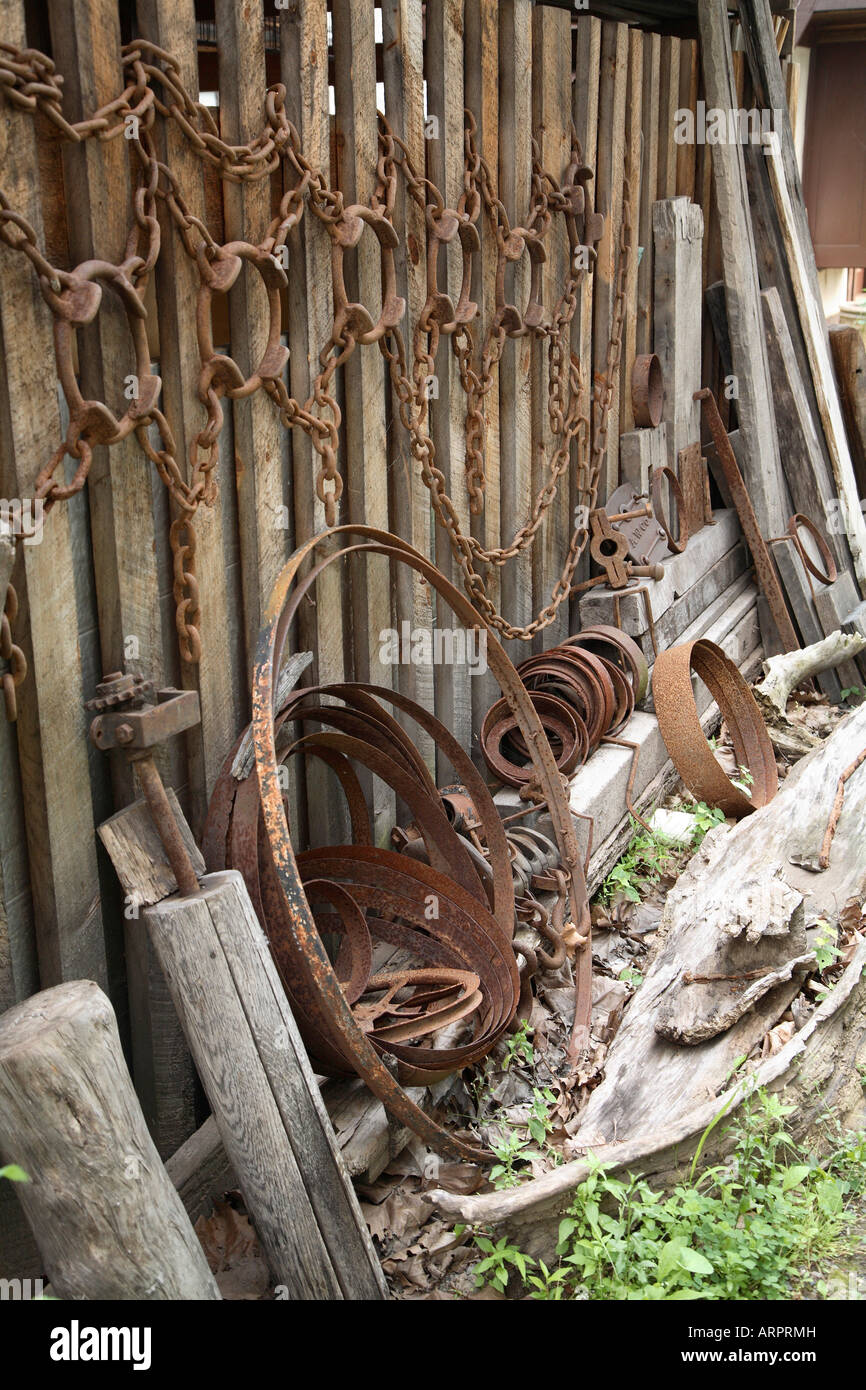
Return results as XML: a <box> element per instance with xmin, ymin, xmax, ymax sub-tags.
<box><xmin>489</xmin><ymin>1130</ymin><xmax>531</xmax><ymax>1189</ymax></box>
<box><xmin>618</xmin><ymin>965</ymin><xmax>644</xmax><ymax>989</ymax></box>
<box><xmin>690</xmin><ymin>801</ymin><xmax>726</xmax><ymax>847</ymax></box>
<box><xmin>468</xmin><ymin>1090</ymin><xmax>866</xmax><ymax>1299</ymax></box>
<box><xmin>0</xmin><ymin>1164</ymin><xmax>29</xmax><ymax>1183</ymax></box>
<box><xmin>528</xmin><ymin>1087</ymin><xmax>557</xmax><ymax>1147</ymax></box>
<box><xmin>502</xmin><ymin>1019</ymin><xmax>534</xmax><ymax>1072</ymax></box>
<box><xmin>472</xmin><ymin>1235</ymin><xmax>534</xmax><ymax>1293</ymax></box>
<box><xmin>706</xmin><ymin>734</ymin><xmax>718</xmax><ymax>750</ymax></box>
<box><xmin>841</xmin><ymin>686</ymin><xmax>863</xmax><ymax>704</ymax></box>
<box><xmin>731</xmin><ymin>764</ymin><xmax>755</xmax><ymax>794</ymax></box>
<box><xmin>598</xmin><ymin>820</ymin><xmax>675</xmax><ymax>906</ymax></box>
<box><xmin>813</xmin><ymin>919</ymin><xmax>842</xmax><ymax>973</ymax></box>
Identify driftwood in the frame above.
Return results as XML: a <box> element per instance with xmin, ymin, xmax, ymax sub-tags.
<box><xmin>754</xmin><ymin>630</ymin><xmax>866</xmax><ymax>717</ymax></box>
<box><xmin>0</xmin><ymin>981</ymin><xmax>220</xmax><ymax>1300</ymax></box>
<box><xmin>427</xmin><ymin>707</ymin><xmax>866</xmax><ymax>1254</ymax></box>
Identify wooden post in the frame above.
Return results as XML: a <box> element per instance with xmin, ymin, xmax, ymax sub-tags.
<box><xmin>1</xmin><ymin>0</ymin><xmax>106</xmax><ymax>991</ymax></box>
<box><xmin>636</xmin><ymin>30</ymin><xmax>660</xmax><ymax>361</ymax></box>
<box><xmin>619</xmin><ymin>30</ymin><xmax>643</xmax><ymax>437</ymax></box>
<box><xmin>144</xmin><ymin>871</ymin><xmax>387</xmax><ymax>1300</ymax></box>
<box><xmin>593</xmin><ymin>21</ymin><xmax>629</xmax><ymax>501</ymax></box>
<box><xmin>653</xmin><ymin>197</ymin><xmax>704</xmax><ymax>472</ymax></box>
<box><xmin>0</xmin><ymin>981</ymin><xmax>220</xmax><ymax>1300</ymax></box>
<box><xmin>381</xmin><ymin>0</ymin><xmax>436</xmax><ymax>776</ymax></box>
<box><xmin>498</xmin><ymin>0</ymin><xmax>533</xmax><ymax>640</ymax></box>
<box><xmin>829</xmin><ymin>327</ymin><xmax>866</xmax><ymax>499</ymax></box>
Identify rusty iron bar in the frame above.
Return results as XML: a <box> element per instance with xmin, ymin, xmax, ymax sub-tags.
<box><xmin>819</xmin><ymin>746</ymin><xmax>866</xmax><ymax>870</ymax></box>
<box><xmin>695</xmin><ymin>388</ymin><xmax>800</xmax><ymax>653</ymax></box>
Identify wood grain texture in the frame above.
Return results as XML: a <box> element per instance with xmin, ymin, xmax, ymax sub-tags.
<box><xmin>98</xmin><ymin>792</ymin><xmax>205</xmax><ymax>909</ymax></box>
<box><xmin>215</xmin><ymin>0</ymin><xmax>287</xmax><ymax>664</ymax></box>
<box><xmin>0</xmin><ymin>981</ymin><xmax>219</xmax><ymax>1299</ymax></box>
<box><xmin>652</xmin><ymin>197</ymin><xmax>704</xmax><ymax>471</ymax></box>
<box><xmin>656</xmin><ymin>35</ymin><xmax>681</xmax><ymax>202</ymax></box>
<box><xmin>1</xmin><ymin>0</ymin><xmax>105</xmax><ymax>991</ymax></box>
<box><xmin>619</xmin><ymin>29</ymin><xmax>643</xmax><ymax>437</ymax></box>
<box><xmin>531</xmin><ymin>2</ymin><xmax>571</xmax><ymax>653</ymax></box>
<box><xmin>498</xmin><ymin>0</ymin><xmax>534</xmax><ymax>642</ymax></box>
<box><xmin>425</xmin><ymin>0</ymin><xmax>472</xmax><ymax>758</ymax></box>
<box><xmin>830</xmin><ymin>326</ymin><xmax>866</xmax><ymax>499</ymax></box>
<box><xmin>144</xmin><ymin>871</ymin><xmax>387</xmax><ymax>1299</ymax></box>
<box><xmin>136</xmin><ymin>0</ymin><xmax>238</xmax><ymax>832</ymax></box>
<box><xmin>382</xmin><ymin>0</ymin><xmax>436</xmax><ymax>776</ymax></box>
<box><xmin>280</xmin><ymin>0</ymin><xmax>347</xmax><ymax>850</ymax></box>
<box><xmin>635</xmin><ymin>29</ymin><xmax>660</xmax><ymax>360</ymax></box>
<box><xmin>593</xmin><ymin>21</ymin><xmax>629</xmax><ymax>502</ymax></box>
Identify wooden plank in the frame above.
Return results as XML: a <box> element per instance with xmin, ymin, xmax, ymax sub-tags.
<box><xmin>676</xmin><ymin>39</ymin><xmax>700</xmax><ymax>200</ymax></box>
<box><xmin>280</xmin><ymin>0</ymin><xmax>347</xmax><ymax>849</ymax></box>
<box><xmin>592</xmin><ymin>21</ymin><xmax>629</xmax><ymax>502</ymax></box>
<box><xmin>331</xmin><ymin>0</ymin><xmax>394</xmax><ymax>842</ymax></box>
<box><xmin>635</xmin><ymin>30</ymin><xmax>660</xmax><ymax>360</ymax></box>
<box><xmin>98</xmin><ymin>793</ymin><xmax>206</xmax><ymax>910</ymax></box>
<box><xmin>426</xmin><ymin>0</ymin><xmax>472</xmax><ymax>761</ymax></box>
<box><xmin>498</xmin><ymin>0</ymin><xmax>534</xmax><ymax>643</ymax></box>
<box><xmin>652</xmin><ymin>197</ymin><xmax>704</xmax><ymax>472</ymax></box>
<box><xmin>829</xmin><ymin>326</ymin><xmax>866</xmax><ymax>499</ymax></box>
<box><xmin>571</xmin><ymin>11</ymin><xmax>602</xmax><ymax>618</ymax></box>
<box><xmin>762</xmin><ymin>289</ymin><xmax>852</xmax><ymax>576</ymax></box>
<box><xmin>763</xmin><ymin>133</ymin><xmax>866</xmax><ymax>594</ymax></box>
<box><xmin>145</xmin><ymin>871</ymin><xmax>387</xmax><ymax>1299</ymax></box>
<box><xmin>619</xmin><ymin>29</ymin><xmax>643</xmax><ymax>437</ymax></box>
<box><xmin>381</xmin><ymin>0</ymin><xmax>436</xmax><ymax>777</ymax></box>
<box><xmin>465</xmin><ymin>0</ymin><xmax>501</xmax><ymax>729</ymax></box>
<box><xmin>214</xmin><ymin>0</ymin><xmax>287</xmax><ymax>665</ymax></box>
<box><xmin>620</xmin><ymin>423</ymin><xmax>668</xmax><ymax>496</ymax></box>
<box><xmin>656</xmin><ymin>35</ymin><xmax>681</xmax><ymax>201</ymax></box>
<box><xmin>136</xmin><ymin>0</ymin><xmax>239</xmax><ymax>833</ymax></box>
<box><xmin>531</xmin><ymin>2</ymin><xmax>572</xmax><ymax>652</ymax></box>
<box><xmin>1</xmin><ymin>0</ymin><xmax>105</xmax><ymax>990</ymax></box>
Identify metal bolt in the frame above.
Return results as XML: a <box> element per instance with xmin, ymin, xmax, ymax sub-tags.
<box><xmin>115</xmin><ymin>722</ymin><xmax>134</xmax><ymax>745</ymax></box>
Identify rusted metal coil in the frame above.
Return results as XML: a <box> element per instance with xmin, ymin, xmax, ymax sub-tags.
<box><xmin>480</xmin><ymin>628</ymin><xmax>647</xmax><ymax>787</ymax></box>
<box><xmin>652</xmin><ymin>638</ymin><xmax>778</xmax><ymax>819</ymax></box>
<box><xmin>205</xmin><ymin>526</ymin><xmax>592</xmax><ymax>1162</ymax></box>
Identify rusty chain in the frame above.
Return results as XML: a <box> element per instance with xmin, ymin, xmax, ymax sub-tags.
<box><xmin>0</xmin><ymin>37</ymin><xmax>632</xmax><ymax>700</ymax></box>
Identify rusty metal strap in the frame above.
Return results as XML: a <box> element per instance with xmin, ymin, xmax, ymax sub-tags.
<box><xmin>653</xmin><ymin>638</ymin><xmax>778</xmax><ymax>819</ymax></box>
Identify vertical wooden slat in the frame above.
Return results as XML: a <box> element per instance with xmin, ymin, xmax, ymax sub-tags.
<box><xmin>47</xmin><ymin>0</ymin><xmax>173</xmax><ymax>803</ymax></box>
<box><xmin>331</xmin><ymin>0</ymin><xmax>395</xmax><ymax>841</ymax></box>
<box><xmin>636</xmin><ymin>30</ymin><xmax>660</xmax><ymax>360</ymax></box>
<box><xmin>498</xmin><ymin>0</ymin><xmax>533</xmax><ymax>649</ymax></box>
<box><xmin>214</xmin><ymin>0</ymin><xmax>287</xmax><ymax>668</ymax></box>
<box><xmin>1</xmin><ymin>0</ymin><xmax>105</xmax><ymax>990</ymax></box>
<box><xmin>657</xmin><ymin>35</ymin><xmax>681</xmax><ymax>202</ymax></box>
<box><xmin>531</xmin><ymin>3</ymin><xmax>571</xmax><ymax>653</ymax></box>
<box><xmin>464</xmin><ymin>0</ymin><xmax>500</xmax><ymax>730</ymax></box>
<box><xmin>382</xmin><ymin>0</ymin><xmax>436</xmax><ymax>776</ymax></box>
<box><xmin>281</xmin><ymin>0</ymin><xmax>347</xmax><ymax>850</ymax></box>
<box><xmin>676</xmin><ymin>40</ymin><xmax>700</xmax><ymax>201</ymax></box>
<box><xmin>592</xmin><ymin>21</ymin><xmax>628</xmax><ymax>502</ymax></box>
<box><xmin>426</xmin><ymin>0</ymin><xmax>471</xmax><ymax>762</ymax></box>
<box><xmin>619</xmin><ymin>29</ymin><xmax>643</xmax><ymax>436</ymax></box>
<box><xmin>571</xmin><ymin>11</ymin><xmax>601</xmax><ymax>619</ymax></box>
<box><xmin>136</xmin><ymin>0</ymin><xmax>239</xmax><ymax>832</ymax></box>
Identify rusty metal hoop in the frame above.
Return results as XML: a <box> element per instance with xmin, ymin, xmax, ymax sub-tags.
<box><xmin>652</xmin><ymin>638</ymin><xmax>778</xmax><ymax>819</ymax></box>
<box><xmin>631</xmin><ymin>352</ymin><xmax>663</xmax><ymax>428</ymax></box>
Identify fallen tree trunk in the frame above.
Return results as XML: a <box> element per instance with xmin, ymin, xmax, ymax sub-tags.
<box><xmin>426</xmin><ymin>705</ymin><xmax>866</xmax><ymax>1256</ymax></box>
<box><xmin>754</xmin><ymin>629</ymin><xmax>866</xmax><ymax>716</ymax></box>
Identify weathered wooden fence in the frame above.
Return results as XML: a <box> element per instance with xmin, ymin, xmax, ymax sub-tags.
<box><xmin>0</xmin><ymin>0</ymin><xmax>734</xmax><ymax>1157</ymax></box>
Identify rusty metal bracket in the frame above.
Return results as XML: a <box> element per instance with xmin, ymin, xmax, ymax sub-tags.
<box><xmin>87</xmin><ymin>672</ymin><xmax>202</xmax><ymax>896</ymax></box>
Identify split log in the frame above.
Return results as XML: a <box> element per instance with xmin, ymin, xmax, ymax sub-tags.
<box><xmin>754</xmin><ymin>630</ymin><xmax>866</xmax><ymax>716</ymax></box>
<box><xmin>426</xmin><ymin>708</ymin><xmax>866</xmax><ymax>1255</ymax></box>
<box><xmin>0</xmin><ymin>981</ymin><xmax>220</xmax><ymax>1300</ymax></box>
<box><xmin>143</xmin><ymin>870</ymin><xmax>388</xmax><ymax>1300</ymax></box>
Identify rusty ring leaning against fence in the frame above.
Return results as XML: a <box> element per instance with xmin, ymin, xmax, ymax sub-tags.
<box><xmin>249</xmin><ymin>525</ymin><xmax>593</xmax><ymax>1161</ymax></box>
<box><xmin>652</xmin><ymin>638</ymin><xmax>778</xmax><ymax>819</ymax></box>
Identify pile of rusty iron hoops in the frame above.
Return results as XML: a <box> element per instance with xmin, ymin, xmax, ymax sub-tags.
<box><xmin>480</xmin><ymin>625</ymin><xmax>649</xmax><ymax>787</ymax></box>
<box><xmin>204</xmin><ymin>525</ymin><xmax>591</xmax><ymax>1164</ymax></box>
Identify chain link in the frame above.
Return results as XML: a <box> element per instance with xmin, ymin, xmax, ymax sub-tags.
<box><xmin>0</xmin><ymin>38</ymin><xmax>633</xmax><ymax>695</ymax></box>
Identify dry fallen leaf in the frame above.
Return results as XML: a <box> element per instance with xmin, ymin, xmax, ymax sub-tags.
<box><xmin>195</xmin><ymin>1199</ymin><xmax>271</xmax><ymax>1300</ymax></box>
